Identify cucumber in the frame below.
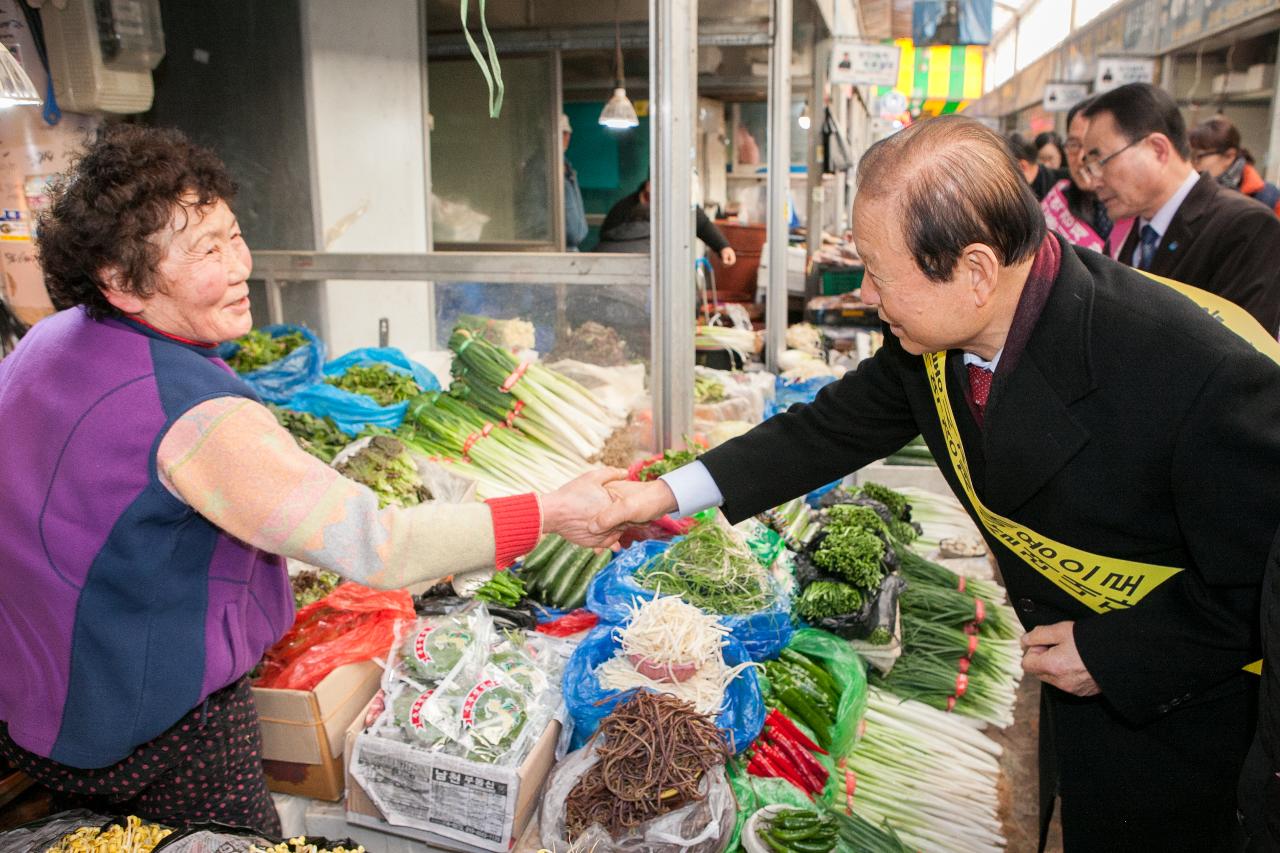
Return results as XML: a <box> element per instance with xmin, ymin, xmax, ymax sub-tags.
<box><xmin>561</xmin><ymin>550</ymin><xmax>611</xmax><ymax>610</ymax></box>
<box><xmin>522</xmin><ymin>533</ymin><xmax>564</xmax><ymax>571</ymax></box>
<box><xmin>548</xmin><ymin>548</ymin><xmax>594</xmax><ymax>607</ymax></box>
<box><xmin>531</xmin><ymin>543</ymin><xmax>581</xmax><ymax>602</ymax></box>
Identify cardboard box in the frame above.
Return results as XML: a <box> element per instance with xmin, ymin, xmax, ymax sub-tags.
<box><xmin>343</xmin><ymin>697</ymin><xmax>561</xmax><ymax>853</ymax></box>
<box><xmin>253</xmin><ymin>660</ymin><xmax>383</xmax><ymax>801</ymax></box>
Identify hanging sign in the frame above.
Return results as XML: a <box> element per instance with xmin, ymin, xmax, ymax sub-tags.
<box><xmin>1094</xmin><ymin>57</ymin><xmax>1156</xmax><ymax>93</ymax></box>
<box><xmin>830</xmin><ymin>40</ymin><xmax>901</xmax><ymax>87</ymax></box>
<box><xmin>1043</xmin><ymin>82</ymin><xmax>1090</xmax><ymax>112</ymax></box>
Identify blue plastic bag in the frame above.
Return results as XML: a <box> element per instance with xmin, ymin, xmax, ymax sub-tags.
<box><xmin>217</xmin><ymin>324</ymin><xmax>325</xmax><ymax>404</ymax></box>
<box><xmin>764</xmin><ymin>375</ymin><xmax>839</xmax><ymax>419</ymax></box>
<box><xmin>562</xmin><ymin>624</ymin><xmax>765</xmax><ymax>754</ymax></box>
<box><xmin>586</xmin><ymin>540</ymin><xmax>793</xmax><ymax>662</ymax></box>
<box><xmin>287</xmin><ymin>347</ymin><xmax>441</xmax><ymax>436</ymax></box>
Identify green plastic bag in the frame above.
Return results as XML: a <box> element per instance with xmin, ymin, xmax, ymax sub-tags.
<box><xmin>785</xmin><ymin>628</ymin><xmax>870</xmax><ymax>760</ymax></box>
<box><xmin>725</xmin><ymin>759</ymin><xmax>816</xmax><ymax>853</ymax></box>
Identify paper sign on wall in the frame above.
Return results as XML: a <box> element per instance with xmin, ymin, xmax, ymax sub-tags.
<box><xmin>830</xmin><ymin>40</ymin><xmax>901</xmax><ymax>87</ymax></box>
<box><xmin>1043</xmin><ymin>82</ymin><xmax>1090</xmax><ymax>112</ymax></box>
<box><xmin>1094</xmin><ymin>57</ymin><xmax>1156</xmax><ymax>93</ymax></box>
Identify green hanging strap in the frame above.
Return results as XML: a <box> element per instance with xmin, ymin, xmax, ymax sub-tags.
<box><xmin>461</xmin><ymin>0</ymin><xmax>504</xmax><ymax>118</ymax></box>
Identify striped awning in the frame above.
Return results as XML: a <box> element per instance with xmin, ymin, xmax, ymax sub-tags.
<box><xmin>878</xmin><ymin>38</ymin><xmax>984</xmax><ymax>117</ymax></box>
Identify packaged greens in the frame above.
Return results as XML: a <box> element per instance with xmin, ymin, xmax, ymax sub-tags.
<box><xmin>395</xmin><ymin>611</ymin><xmax>489</xmax><ymax>686</ymax></box>
<box><xmin>391</xmin><ymin>685</ymin><xmax>448</xmax><ymax>749</ymax></box>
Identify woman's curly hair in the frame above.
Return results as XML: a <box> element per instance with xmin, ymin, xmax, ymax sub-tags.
<box><xmin>38</xmin><ymin>124</ymin><xmax>237</xmax><ymax>319</ymax></box>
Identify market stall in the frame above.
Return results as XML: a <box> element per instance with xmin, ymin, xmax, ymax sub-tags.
<box><xmin>0</xmin><ymin>307</ymin><xmax>1037</xmax><ymax>853</ymax></box>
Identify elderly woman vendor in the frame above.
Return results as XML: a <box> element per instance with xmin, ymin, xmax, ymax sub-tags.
<box><xmin>0</xmin><ymin>126</ymin><xmax>619</xmax><ymax>833</ymax></box>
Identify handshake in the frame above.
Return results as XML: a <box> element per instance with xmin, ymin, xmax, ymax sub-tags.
<box><xmin>538</xmin><ymin>467</ymin><xmax>685</xmax><ymax>549</ymax></box>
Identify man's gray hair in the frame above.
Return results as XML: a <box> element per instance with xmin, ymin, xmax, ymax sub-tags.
<box><xmin>856</xmin><ymin>115</ymin><xmax>1046</xmax><ymax>281</ymax></box>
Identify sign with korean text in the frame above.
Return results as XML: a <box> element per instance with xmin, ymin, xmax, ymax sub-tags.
<box><xmin>1094</xmin><ymin>56</ymin><xmax>1156</xmax><ymax>92</ymax></box>
<box><xmin>1043</xmin><ymin>81</ymin><xmax>1090</xmax><ymax>112</ymax></box>
<box><xmin>830</xmin><ymin>40</ymin><xmax>901</xmax><ymax>87</ymax></box>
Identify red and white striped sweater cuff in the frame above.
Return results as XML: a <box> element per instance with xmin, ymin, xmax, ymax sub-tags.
<box><xmin>486</xmin><ymin>493</ymin><xmax>543</xmax><ymax>569</ymax></box>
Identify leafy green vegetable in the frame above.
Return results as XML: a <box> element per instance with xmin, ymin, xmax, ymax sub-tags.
<box><xmin>334</xmin><ymin>434</ymin><xmax>430</xmax><ymax>507</ymax></box>
<box><xmin>823</xmin><ymin>504</ymin><xmax>889</xmax><ymax>536</ymax></box>
<box><xmin>637</xmin><ymin>444</ymin><xmax>704</xmax><ymax>481</ymax></box>
<box><xmin>813</xmin><ymin>527</ymin><xmax>886</xmax><ymax>590</ymax></box>
<box><xmin>795</xmin><ymin>580</ymin><xmax>864</xmax><ymax>620</ymax></box>
<box><xmin>638</xmin><ymin>520</ymin><xmax>771</xmax><ymax>614</ymax></box>
<box><xmin>694</xmin><ymin>373</ymin><xmax>727</xmax><ymax>404</ymax></box>
<box><xmin>290</xmin><ymin>568</ymin><xmax>340</xmax><ymax>608</ymax></box>
<box><xmin>226</xmin><ymin>329</ymin><xmax>308</xmax><ymax>373</ymax></box>
<box><xmin>270</xmin><ymin>405</ymin><xmax>349</xmax><ymax>463</ymax></box>
<box><xmin>859</xmin><ymin>482</ymin><xmax>910</xmax><ymax>521</ymax></box>
<box><xmin>326</xmin><ymin>363</ymin><xmax>423</xmax><ymax>406</ymax></box>
<box><xmin>866</xmin><ymin>626</ymin><xmax>893</xmax><ymax>646</ymax></box>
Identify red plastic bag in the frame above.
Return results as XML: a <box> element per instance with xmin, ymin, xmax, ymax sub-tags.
<box><xmin>255</xmin><ymin>582</ymin><xmax>414</xmax><ymax>690</ymax></box>
<box><xmin>536</xmin><ymin>608</ymin><xmax>598</xmax><ymax>637</ymax></box>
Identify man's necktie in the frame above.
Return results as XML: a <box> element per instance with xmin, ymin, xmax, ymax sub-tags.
<box><xmin>968</xmin><ymin>363</ymin><xmax>993</xmax><ymax>411</ymax></box>
<box><xmin>1136</xmin><ymin>224</ymin><xmax>1160</xmax><ymax>271</ymax></box>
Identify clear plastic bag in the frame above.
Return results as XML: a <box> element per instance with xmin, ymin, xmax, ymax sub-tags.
<box><xmin>538</xmin><ymin>745</ymin><xmax>735</xmax><ymax>853</ymax></box>
<box><xmin>0</xmin><ymin>810</ymin><xmax>110</xmax><ymax>853</ymax></box>
<box><xmin>389</xmin><ymin>611</ymin><xmax>493</xmax><ymax>689</ymax></box>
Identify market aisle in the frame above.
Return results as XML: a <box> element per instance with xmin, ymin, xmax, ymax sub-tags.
<box><xmin>994</xmin><ymin>676</ymin><xmax>1063</xmax><ymax>853</ymax></box>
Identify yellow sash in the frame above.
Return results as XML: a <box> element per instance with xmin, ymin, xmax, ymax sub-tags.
<box><xmin>924</xmin><ymin>272</ymin><xmax>1279</xmax><ymax>672</ymax></box>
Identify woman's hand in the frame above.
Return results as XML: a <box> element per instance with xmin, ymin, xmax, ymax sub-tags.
<box><xmin>540</xmin><ymin>467</ymin><xmax>629</xmax><ymax>549</ymax></box>
<box><xmin>720</xmin><ymin>247</ymin><xmax>738</xmax><ymax>267</ymax></box>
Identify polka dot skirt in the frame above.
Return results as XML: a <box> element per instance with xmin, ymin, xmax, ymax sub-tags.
<box><xmin>0</xmin><ymin>677</ymin><xmax>281</xmax><ymax>836</ymax></box>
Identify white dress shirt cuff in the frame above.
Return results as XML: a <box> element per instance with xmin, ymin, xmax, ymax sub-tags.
<box><xmin>659</xmin><ymin>461</ymin><xmax>725</xmax><ymax>518</ymax></box>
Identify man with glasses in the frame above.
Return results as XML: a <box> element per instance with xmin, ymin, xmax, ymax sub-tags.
<box><xmin>1082</xmin><ymin>82</ymin><xmax>1280</xmax><ymax>333</ymax></box>
<box><xmin>591</xmin><ymin>114</ymin><xmax>1280</xmax><ymax>850</ymax></box>
<box><xmin>1040</xmin><ymin>95</ymin><xmax>1134</xmax><ymax>258</ymax></box>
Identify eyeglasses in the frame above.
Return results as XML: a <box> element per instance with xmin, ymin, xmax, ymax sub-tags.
<box><xmin>1191</xmin><ymin>149</ymin><xmax>1227</xmax><ymax>164</ymax></box>
<box><xmin>1081</xmin><ymin>134</ymin><xmax>1150</xmax><ymax>179</ymax></box>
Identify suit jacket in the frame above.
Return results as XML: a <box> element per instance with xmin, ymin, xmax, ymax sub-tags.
<box><xmin>701</xmin><ymin>236</ymin><xmax>1280</xmax><ymax>849</ymax></box>
<box><xmin>1119</xmin><ymin>171</ymin><xmax>1280</xmax><ymax>334</ymax></box>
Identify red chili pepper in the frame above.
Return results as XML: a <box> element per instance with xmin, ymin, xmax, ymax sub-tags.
<box><xmin>756</xmin><ymin>743</ymin><xmax>812</xmax><ymax>794</ymax></box>
<box><xmin>766</xmin><ymin>731</ymin><xmax>828</xmax><ymax>793</ymax></box>
<box><xmin>766</xmin><ymin>708</ymin><xmax>828</xmax><ymax>755</ymax></box>
<box><xmin>765</xmin><ymin>728</ymin><xmax>829</xmax><ymax>785</ymax></box>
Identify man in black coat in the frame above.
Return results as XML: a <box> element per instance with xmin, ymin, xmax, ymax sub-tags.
<box><xmin>1081</xmin><ymin>83</ymin><xmax>1280</xmax><ymax>335</ymax></box>
<box><xmin>592</xmin><ymin>115</ymin><xmax>1280</xmax><ymax>850</ymax></box>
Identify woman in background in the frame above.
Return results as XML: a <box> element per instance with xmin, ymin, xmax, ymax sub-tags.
<box><xmin>1189</xmin><ymin>115</ymin><xmax>1280</xmax><ymax>214</ymax></box>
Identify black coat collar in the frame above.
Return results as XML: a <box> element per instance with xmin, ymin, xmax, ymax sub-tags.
<box><xmin>946</xmin><ymin>235</ymin><xmax>1096</xmax><ymax>515</ymax></box>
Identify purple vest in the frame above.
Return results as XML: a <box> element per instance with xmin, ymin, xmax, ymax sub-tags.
<box><xmin>0</xmin><ymin>308</ymin><xmax>294</xmax><ymax>768</ymax></box>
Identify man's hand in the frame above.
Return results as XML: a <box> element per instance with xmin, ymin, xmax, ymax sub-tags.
<box><xmin>540</xmin><ymin>467</ymin><xmax>629</xmax><ymax>549</ymax></box>
<box><xmin>588</xmin><ymin>479</ymin><xmax>679</xmax><ymax>536</ymax></box>
<box><xmin>1021</xmin><ymin>620</ymin><xmax>1101</xmax><ymax>697</ymax></box>
<box><xmin>720</xmin><ymin>247</ymin><xmax>737</xmax><ymax>267</ymax></box>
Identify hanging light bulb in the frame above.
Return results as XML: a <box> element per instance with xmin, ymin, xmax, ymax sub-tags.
<box><xmin>600</xmin><ymin>87</ymin><xmax>639</xmax><ymax>129</ymax></box>
<box><xmin>797</xmin><ymin>101</ymin><xmax>811</xmax><ymax>130</ymax></box>
<box><xmin>0</xmin><ymin>42</ymin><xmax>40</xmax><ymax>108</ymax></box>
<box><xmin>599</xmin><ymin>6</ymin><xmax>638</xmax><ymax>129</ymax></box>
